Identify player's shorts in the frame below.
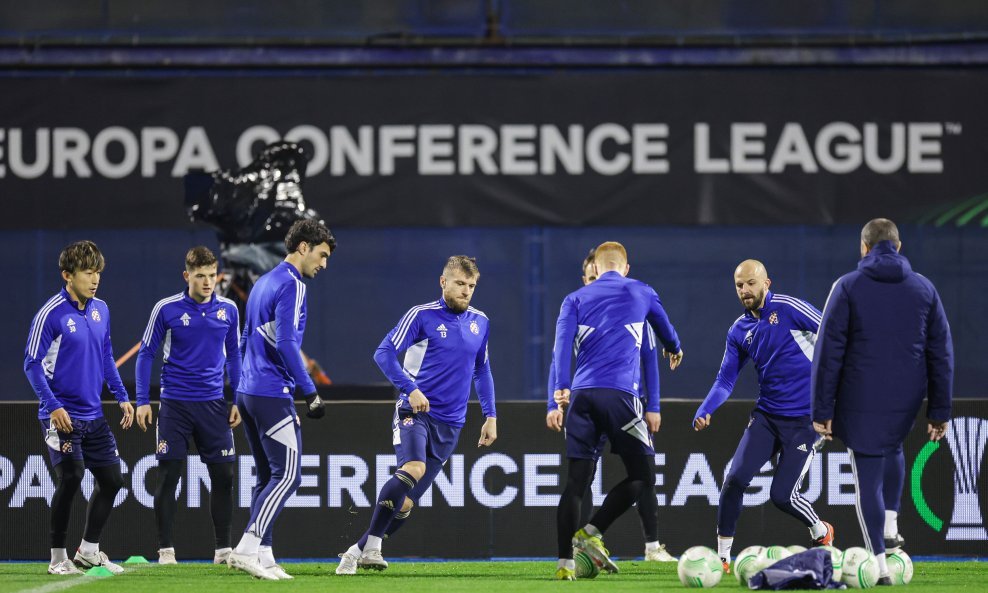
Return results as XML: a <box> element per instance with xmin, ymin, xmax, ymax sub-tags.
<box><xmin>565</xmin><ymin>387</ymin><xmax>654</xmax><ymax>459</ymax></box>
<box><xmin>392</xmin><ymin>401</ymin><xmax>461</xmax><ymax>470</ymax></box>
<box><xmin>156</xmin><ymin>398</ymin><xmax>235</xmax><ymax>464</ymax></box>
<box><xmin>40</xmin><ymin>416</ymin><xmax>120</xmax><ymax>469</ymax></box>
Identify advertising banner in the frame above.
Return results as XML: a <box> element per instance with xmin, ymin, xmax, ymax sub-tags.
<box><xmin>2</xmin><ymin>399</ymin><xmax>985</xmax><ymax>560</ymax></box>
<box><xmin>1</xmin><ymin>70</ymin><xmax>986</xmax><ymax>229</ymax></box>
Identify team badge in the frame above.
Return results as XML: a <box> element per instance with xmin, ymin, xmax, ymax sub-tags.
<box><xmin>61</xmin><ymin>441</ymin><xmax>73</xmax><ymax>454</ymax></box>
<box><xmin>90</xmin><ymin>309</ymin><xmax>101</xmax><ymax>322</ymax></box>
<box><xmin>768</xmin><ymin>311</ymin><xmax>779</xmax><ymax>325</ymax></box>
<box><xmin>403</xmin><ymin>417</ymin><xmax>415</xmax><ymax>427</ymax></box>
<box><xmin>470</xmin><ymin>320</ymin><xmax>480</xmax><ymax>335</ymax></box>
<box><xmin>157</xmin><ymin>440</ymin><xmax>169</xmax><ymax>454</ymax></box>
<box><xmin>744</xmin><ymin>329</ymin><xmax>754</xmax><ymax>345</ymax></box>
<box><xmin>67</xmin><ymin>319</ymin><xmax>77</xmax><ymax>333</ymax></box>
<box><xmin>217</xmin><ymin>308</ymin><xmax>227</xmax><ymax>321</ymax></box>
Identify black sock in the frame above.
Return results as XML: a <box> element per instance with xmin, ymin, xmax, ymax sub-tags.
<box><xmin>384</xmin><ymin>509</ymin><xmax>411</xmax><ymax>538</ymax></box>
<box><xmin>579</xmin><ymin>464</ymin><xmax>596</xmax><ymax>528</ymax></box>
<box><xmin>636</xmin><ymin>457</ymin><xmax>659</xmax><ymax>542</ymax></box>
<box><xmin>207</xmin><ymin>462</ymin><xmax>235</xmax><ymax>549</ymax></box>
<box><xmin>83</xmin><ymin>464</ymin><xmax>124</xmax><ymax>543</ymax></box>
<box><xmin>154</xmin><ymin>460</ymin><xmax>183</xmax><ymax>549</ymax></box>
<box><xmin>557</xmin><ymin>458</ymin><xmax>594</xmax><ymax>559</ymax></box>
<box><xmin>51</xmin><ymin>460</ymin><xmax>84</xmax><ymax>549</ymax></box>
<box><xmin>589</xmin><ymin>454</ymin><xmax>650</xmax><ymax>533</ymax></box>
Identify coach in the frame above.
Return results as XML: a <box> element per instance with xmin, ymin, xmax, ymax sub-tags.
<box><xmin>811</xmin><ymin>218</ymin><xmax>953</xmax><ymax>584</ymax></box>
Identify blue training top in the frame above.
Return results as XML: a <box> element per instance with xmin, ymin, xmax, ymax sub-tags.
<box><xmin>239</xmin><ymin>261</ymin><xmax>317</xmax><ymax>399</ymax></box>
<box><xmin>695</xmin><ymin>291</ymin><xmax>821</xmax><ymax>421</ymax></box>
<box><xmin>24</xmin><ymin>288</ymin><xmax>130</xmax><ymax>420</ymax></box>
<box><xmin>135</xmin><ymin>291</ymin><xmax>242</xmax><ymax>406</ymax></box>
<box><xmin>552</xmin><ymin>271</ymin><xmax>680</xmax><ymax>397</ymax></box>
<box><xmin>374</xmin><ymin>297</ymin><xmax>496</xmax><ymax>428</ymax></box>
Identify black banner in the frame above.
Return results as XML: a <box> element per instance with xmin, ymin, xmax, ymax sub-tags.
<box><xmin>1</xmin><ymin>70</ymin><xmax>986</xmax><ymax>229</ymax></box>
<box><xmin>1</xmin><ymin>399</ymin><xmax>985</xmax><ymax>560</ymax></box>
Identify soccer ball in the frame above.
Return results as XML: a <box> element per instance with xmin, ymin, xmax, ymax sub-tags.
<box><xmin>787</xmin><ymin>545</ymin><xmax>807</xmax><ymax>554</ymax></box>
<box><xmin>734</xmin><ymin>545</ymin><xmax>767</xmax><ymax>585</ymax></box>
<box><xmin>759</xmin><ymin>545</ymin><xmax>792</xmax><ymax>567</ymax></box>
<box><xmin>818</xmin><ymin>545</ymin><xmax>843</xmax><ymax>582</ymax></box>
<box><xmin>841</xmin><ymin>547</ymin><xmax>879</xmax><ymax>589</ymax></box>
<box><xmin>574</xmin><ymin>550</ymin><xmax>599</xmax><ymax>579</ymax></box>
<box><xmin>885</xmin><ymin>549</ymin><xmax>913</xmax><ymax>585</ymax></box>
<box><xmin>677</xmin><ymin>546</ymin><xmax>724</xmax><ymax>588</ymax></box>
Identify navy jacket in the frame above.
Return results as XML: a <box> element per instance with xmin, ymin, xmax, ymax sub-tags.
<box><xmin>811</xmin><ymin>241</ymin><xmax>953</xmax><ymax>455</ymax></box>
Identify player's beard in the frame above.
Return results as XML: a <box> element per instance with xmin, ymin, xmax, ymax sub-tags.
<box><xmin>741</xmin><ymin>290</ymin><xmax>765</xmax><ymax>311</ymax></box>
<box><xmin>447</xmin><ymin>299</ymin><xmax>469</xmax><ymax>314</ymax></box>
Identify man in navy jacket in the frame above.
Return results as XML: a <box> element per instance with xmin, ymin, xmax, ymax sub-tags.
<box><xmin>811</xmin><ymin>218</ymin><xmax>952</xmax><ymax>585</ymax></box>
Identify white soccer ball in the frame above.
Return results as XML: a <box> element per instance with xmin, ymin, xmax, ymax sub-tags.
<box><xmin>818</xmin><ymin>545</ymin><xmax>843</xmax><ymax>582</ymax></box>
<box><xmin>574</xmin><ymin>550</ymin><xmax>600</xmax><ymax>579</ymax></box>
<box><xmin>758</xmin><ymin>545</ymin><xmax>792</xmax><ymax>567</ymax></box>
<box><xmin>841</xmin><ymin>547</ymin><xmax>879</xmax><ymax>589</ymax></box>
<box><xmin>787</xmin><ymin>545</ymin><xmax>807</xmax><ymax>554</ymax></box>
<box><xmin>734</xmin><ymin>545</ymin><xmax>767</xmax><ymax>585</ymax></box>
<box><xmin>677</xmin><ymin>546</ymin><xmax>724</xmax><ymax>588</ymax></box>
<box><xmin>885</xmin><ymin>549</ymin><xmax>913</xmax><ymax>585</ymax></box>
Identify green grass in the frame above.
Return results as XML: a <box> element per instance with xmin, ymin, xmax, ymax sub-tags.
<box><xmin>0</xmin><ymin>561</ymin><xmax>983</xmax><ymax>592</ymax></box>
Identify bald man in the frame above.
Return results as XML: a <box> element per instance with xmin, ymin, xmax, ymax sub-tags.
<box><xmin>693</xmin><ymin>260</ymin><xmax>833</xmax><ymax>573</ymax></box>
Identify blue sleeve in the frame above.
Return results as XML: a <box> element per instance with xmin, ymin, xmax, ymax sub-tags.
<box><xmin>473</xmin><ymin>326</ymin><xmax>496</xmax><ymax>418</ymax></box>
<box><xmin>695</xmin><ymin>330</ymin><xmax>747</xmax><ymax>421</ymax></box>
<box><xmin>546</xmin><ymin>358</ymin><xmax>558</xmax><ymax>412</ymax></box>
<box><xmin>274</xmin><ymin>283</ymin><xmax>317</xmax><ymax>395</ymax></box>
<box><xmin>552</xmin><ymin>295</ymin><xmax>579</xmax><ymax>391</ymax></box>
<box><xmin>135</xmin><ymin>303</ymin><xmax>167</xmax><ymax>406</ymax></box>
<box><xmin>811</xmin><ymin>279</ymin><xmax>850</xmax><ymax>422</ymax></box>
<box><xmin>102</xmin><ymin>314</ymin><xmax>130</xmax><ymax>404</ymax></box>
<box><xmin>373</xmin><ymin>308</ymin><xmax>424</xmax><ymax>395</ymax></box>
<box><xmin>641</xmin><ymin>324</ymin><xmax>661</xmax><ymax>413</ymax></box>
<box><xmin>23</xmin><ymin>308</ymin><xmax>63</xmax><ymax>415</ymax></box>
<box><xmin>225</xmin><ymin>304</ymin><xmax>242</xmax><ymax>395</ymax></box>
<box><xmin>646</xmin><ymin>287</ymin><xmax>681</xmax><ymax>354</ymax></box>
<box><xmin>788</xmin><ymin>298</ymin><xmax>823</xmax><ymax>332</ymax></box>
<box><xmin>924</xmin><ymin>288</ymin><xmax>953</xmax><ymax>422</ymax></box>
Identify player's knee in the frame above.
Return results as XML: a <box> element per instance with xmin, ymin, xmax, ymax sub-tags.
<box><xmin>160</xmin><ymin>460</ymin><xmax>183</xmax><ymax>486</ymax></box>
<box><xmin>57</xmin><ymin>461</ymin><xmax>84</xmax><ymax>489</ymax></box>
<box><xmin>97</xmin><ymin>468</ymin><xmax>125</xmax><ymax>494</ymax></box>
<box><xmin>208</xmin><ymin>462</ymin><xmax>235</xmax><ymax>493</ymax></box>
<box><xmin>401</xmin><ymin>498</ymin><xmax>414</xmax><ymax>513</ymax></box>
<box><xmin>769</xmin><ymin>485</ymin><xmax>793</xmax><ymax>510</ymax></box>
<box><xmin>722</xmin><ymin>471</ymin><xmax>750</xmax><ymax>494</ymax></box>
<box><xmin>400</xmin><ymin>461</ymin><xmax>426</xmax><ymax>482</ymax></box>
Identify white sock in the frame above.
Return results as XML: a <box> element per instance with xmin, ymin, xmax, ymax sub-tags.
<box><xmin>234</xmin><ymin>532</ymin><xmax>261</xmax><ymax>556</ymax></box>
<box><xmin>558</xmin><ymin>558</ymin><xmax>576</xmax><ymax>570</ymax></box>
<box><xmin>51</xmin><ymin>548</ymin><xmax>68</xmax><ymax>563</ymax></box>
<box><xmin>884</xmin><ymin>511</ymin><xmax>899</xmax><ymax>537</ymax></box>
<box><xmin>717</xmin><ymin>536</ymin><xmax>734</xmax><ymax>562</ymax></box>
<box><xmin>876</xmin><ymin>553</ymin><xmax>889</xmax><ymax>577</ymax></box>
<box><xmin>78</xmin><ymin>539</ymin><xmax>99</xmax><ymax>556</ymax></box>
<box><xmin>258</xmin><ymin>546</ymin><xmax>276</xmax><ymax>568</ymax></box>
<box><xmin>809</xmin><ymin>521</ymin><xmax>828</xmax><ymax>539</ymax></box>
<box><xmin>645</xmin><ymin>541</ymin><xmax>660</xmax><ymax>552</ymax></box>
<box><xmin>215</xmin><ymin>547</ymin><xmax>232</xmax><ymax>556</ymax></box>
<box><xmin>365</xmin><ymin>535</ymin><xmax>383</xmax><ymax>552</ymax></box>
<box><xmin>158</xmin><ymin>547</ymin><xmax>175</xmax><ymax>553</ymax></box>
<box><xmin>584</xmin><ymin>524</ymin><xmax>602</xmax><ymax>538</ymax></box>
<box><xmin>347</xmin><ymin>543</ymin><xmax>362</xmax><ymax>557</ymax></box>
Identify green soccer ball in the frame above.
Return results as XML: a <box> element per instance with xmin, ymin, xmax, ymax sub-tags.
<box><xmin>575</xmin><ymin>550</ymin><xmax>600</xmax><ymax>579</ymax></box>
<box><xmin>818</xmin><ymin>545</ymin><xmax>843</xmax><ymax>582</ymax></box>
<box><xmin>734</xmin><ymin>545</ymin><xmax>767</xmax><ymax>585</ymax></box>
<box><xmin>885</xmin><ymin>549</ymin><xmax>913</xmax><ymax>585</ymax></box>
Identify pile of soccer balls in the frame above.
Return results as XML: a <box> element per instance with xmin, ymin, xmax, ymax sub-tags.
<box><xmin>677</xmin><ymin>544</ymin><xmax>913</xmax><ymax>588</ymax></box>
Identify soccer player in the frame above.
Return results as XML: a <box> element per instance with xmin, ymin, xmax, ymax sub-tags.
<box><xmin>336</xmin><ymin>255</ymin><xmax>497</xmax><ymax>575</ymax></box>
<box><xmin>812</xmin><ymin>219</ymin><xmax>952</xmax><ymax>585</ymax></box>
<box><xmin>227</xmin><ymin>219</ymin><xmax>336</xmax><ymax>580</ymax></box>
<box><xmin>134</xmin><ymin>246</ymin><xmax>242</xmax><ymax>565</ymax></box>
<box><xmin>546</xmin><ymin>249</ymin><xmax>675</xmax><ymax>562</ymax></box>
<box><xmin>693</xmin><ymin>259</ymin><xmax>833</xmax><ymax>573</ymax></box>
<box><xmin>552</xmin><ymin>241</ymin><xmax>682</xmax><ymax>580</ymax></box>
<box><xmin>23</xmin><ymin>240</ymin><xmax>134</xmax><ymax>575</ymax></box>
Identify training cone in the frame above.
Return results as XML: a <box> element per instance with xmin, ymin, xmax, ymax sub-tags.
<box><xmin>85</xmin><ymin>566</ymin><xmax>115</xmax><ymax>577</ymax></box>
<box><xmin>124</xmin><ymin>556</ymin><xmax>150</xmax><ymax>564</ymax></box>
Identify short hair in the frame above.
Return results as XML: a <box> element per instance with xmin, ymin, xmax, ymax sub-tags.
<box><xmin>443</xmin><ymin>255</ymin><xmax>479</xmax><ymax>278</ymax></box>
<box><xmin>594</xmin><ymin>241</ymin><xmax>628</xmax><ymax>266</ymax></box>
<box><xmin>59</xmin><ymin>241</ymin><xmax>105</xmax><ymax>274</ymax></box>
<box><xmin>185</xmin><ymin>246</ymin><xmax>218</xmax><ymax>270</ymax></box>
<box><xmin>582</xmin><ymin>248</ymin><xmax>596</xmax><ymax>272</ymax></box>
<box><xmin>861</xmin><ymin>218</ymin><xmax>900</xmax><ymax>247</ymax></box>
<box><xmin>285</xmin><ymin>219</ymin><xmax>336</xmax><ymax>254</ymax></box>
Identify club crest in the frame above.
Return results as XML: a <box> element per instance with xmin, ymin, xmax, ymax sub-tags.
<box><xmin>470</xmin><ymin>320</ymin><xmax>480</xmax><ymax>335</ymax></box>
<box><xmin>217</xmin><ymin>308</ymin><xmax>227</xmax><ymax>321</ymax></box>
<box><xmin>768</xmin><ymin>311</ymin><xmax>779</xmax><ymax>325</ymax></box>
<box><xmin>157</xmin><ymin>440</ymin><xmax>169</xmax><ymax>454</ymax></box>
<box><xmin>403</xmin><ymin>417</ymin><xmax>415</xmax><ymax>427</ymax></box>
<box><xmin>61</xmin><ymin>441</ymin><xmax>72</xmax><ymax>454</ymax></box>
<box><xmin>90</xmin><ymin>309</ymin><xmax>101</xmax><ymax>322</ymax></box>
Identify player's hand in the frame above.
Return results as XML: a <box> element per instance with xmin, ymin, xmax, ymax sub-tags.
<box><xmin>693</xmin><ymin>413</ymin><xmax>711</xmax><ymax>432</ymax></box>
<box><xmin>478</xmin><ymin>417</ymin><xmax>497</xmax><ymax>447</ymax></box>
<box><xmin>119</xmin><ymin>402</ymin><xmax>134</xmax><ymax>430</ymax></box>
<box><xmin>50</xmin><ymin>408</ymin><xmax>72</xmax><ymax>432</ymax></box>
<box><xmin>228</xmin><ymin>404</ymin><xmax>242</xmax><ymax>429</ymax></box>
<box><xmin>409</xmin><ymin>389</ymin><xmax>430</xmax><ymax>413</ymax></box>
<box><xmin>553</xmin><ymin>389</ymin><xmax>571</xmax><ymax>409</ymax></box>
<box><xmin>546</xmin><ymin>409</ymin><xmax>564</xmax><ymax>432</ymax></box>
<box><xmin>304</xmin><ymin>392</ymin><xmax>325</xmax><ymax>419</ymax></box>
<box><xmin>646</xmin><ymin>411</ymin><xmax>662</xmax><ymax>433</ymax></box>
<box><xmin>663</xmin><ymin>348</ymin><xmax>684</xmax><ymax>371</ymax></box>
<box><xmin>135</xmin><ymin>404</ymin><xmax>152</xmax><ymax>432</ymax></box>
<box><xmin>813</xmin><ymin>419</ymin><xmax>833</xmax><ymax>441</ymax></box>
<box><xmin>927</xmin><ymin>420</ymin><xmax>948</xmax><ymax>442</ymax></box>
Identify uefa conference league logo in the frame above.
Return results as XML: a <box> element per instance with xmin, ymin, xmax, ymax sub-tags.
<box><xmin>912</xmin><ymin>416</ymin><xmax>988</xmax><ymax>540</ymax></box>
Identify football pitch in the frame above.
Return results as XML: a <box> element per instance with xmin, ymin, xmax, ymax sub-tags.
<box><xmin>0</xmin><ymin>560</ymin><xmax>984</xmax><ymax>593</ymax></box>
